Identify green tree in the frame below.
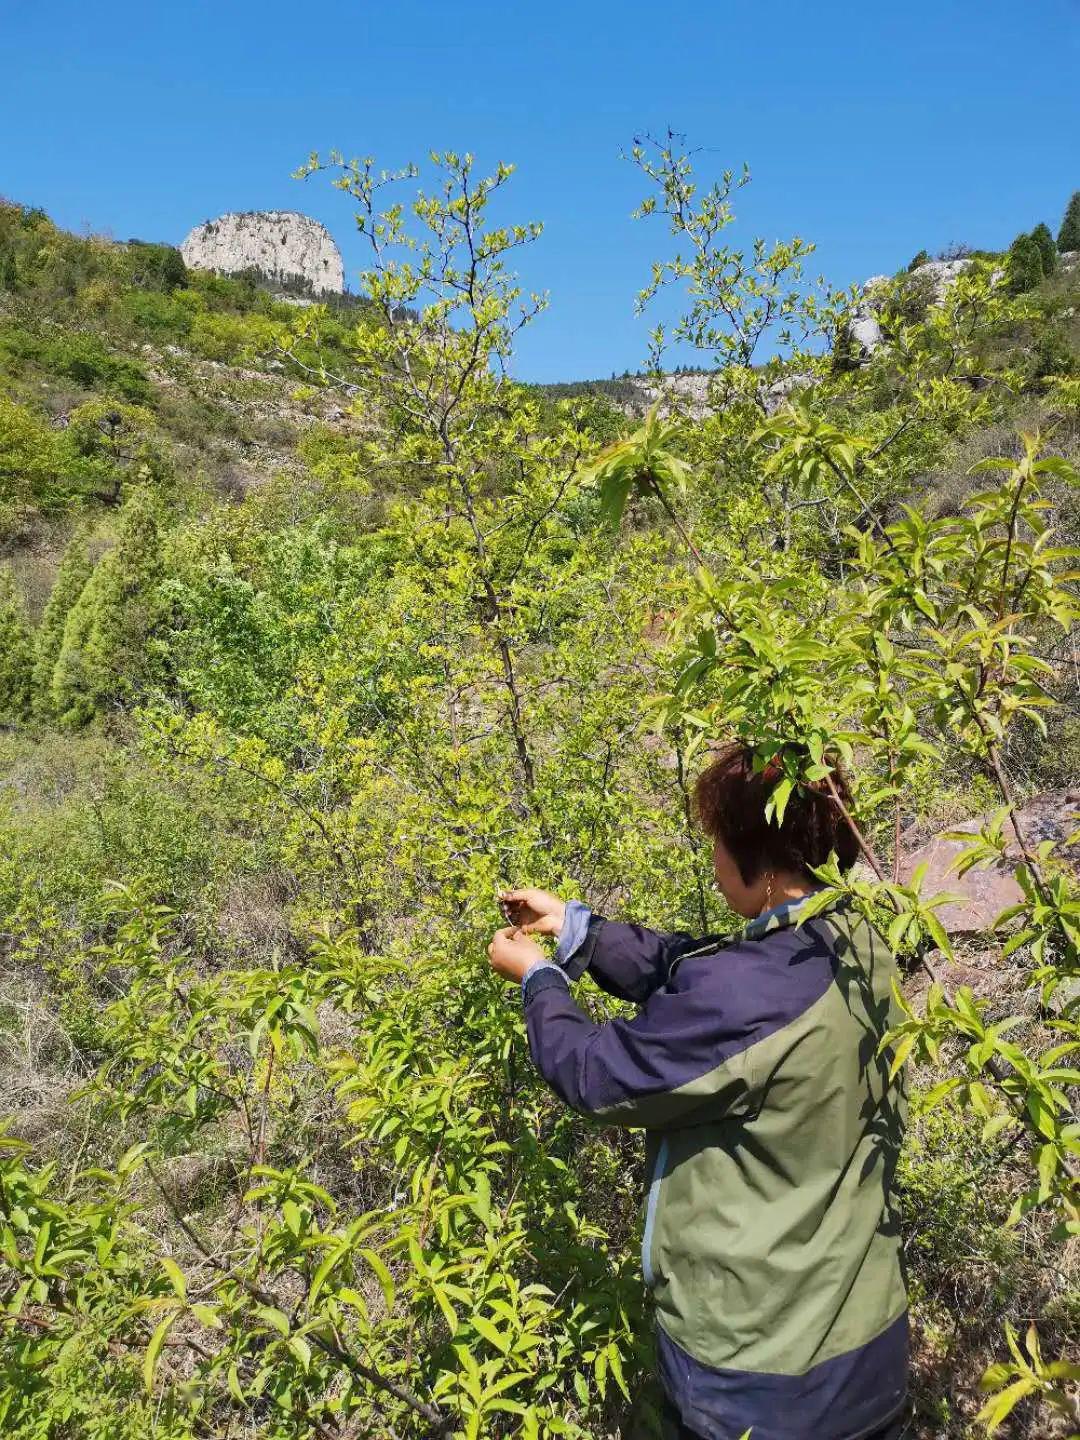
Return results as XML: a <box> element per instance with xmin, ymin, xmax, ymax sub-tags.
<box><xmin>1030</xmin><ymin>223</ymin><xmax>1057</xmax><ymax>276</ymax></box>
<box><xmin>125</xmin><ymin>239</ymin><xmax>188</xmax><ymax>292</ymax></box>
<box><xmin>1056</xmin><ymin>189</ymin><xmax>1080</xmax><ymax>251</ymax></box>
<box><xmin>626</xmin><ymin>131</ymin><xmax>826</xmax><ymax>380</ymax></box>
<box><xmin>0</xmin><ymin>566</ymin><xmax>33</xmax><ymax>723</ymax></box>
<box><xmin>50</xmin><ymin>491</ymin><xmax>163</xmax><ymax>726</ymax></box>
<box><xmin>1005</xmin><ymin>232</ymin><xmax>1044</xmax><ymax>295</ymax></box>
<box><xmin>31</xmin><ymin>530</ymin><xmax>93</xmax><ymax>717</ymax></box>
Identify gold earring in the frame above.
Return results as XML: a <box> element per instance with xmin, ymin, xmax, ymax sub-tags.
<box><xmin>765</xmin><ymin>873</ymin><xmax>774</xmax><ymax>909</ymax></box>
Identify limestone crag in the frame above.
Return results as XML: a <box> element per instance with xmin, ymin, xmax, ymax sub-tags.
<box><xmin>621</xmin><ymin>367</ymin><xmax>813</xmax><ymax>420</ymax></box>
<box><xmin>181</xmin><ymin>211</ymin><xmax>344</xmax><ymax>295</ymax></box>
<box><xmin>847</xmin><ymin>257</ymin><xmax>1009</xmax><ymax>361</ymax></box>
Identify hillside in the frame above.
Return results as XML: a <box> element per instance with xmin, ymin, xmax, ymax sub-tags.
<box><xmin>1</xmin><ymin>156</ymin><xmax>1079</xmax><ymax>1440</ymax></box>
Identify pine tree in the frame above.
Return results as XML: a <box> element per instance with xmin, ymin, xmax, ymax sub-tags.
<box><xmin>50</xmin><ymin>492</ymin><xmax>163</xmax><ymax>727</ymax></box>
<box><xmin>0</xmin><ymin>567</ymin><xmax>34</xmax><ymax>724</ymax></box>
<box><xmin>1057</xmin><ymin>191</ymin><xmax>1080</xmax><ymax>252</ymax></box>
<box><xmin>1006</xmin><ymin>232</ymin><xmax>1044</xmax><ymax>296</ymax></box>
<box><xmin>31</xmin><ymin>530</ymin><xmax>92</xmax><ymax>717</ymax></box>
<box><xmin>1030</xmin><ymin>223</ymin><xmax>1057</xmax><ymax>276</ymax></box>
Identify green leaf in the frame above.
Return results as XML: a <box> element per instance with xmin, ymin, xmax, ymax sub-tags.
<box><xmin>286</xmin><ymin>1334</ymin><xmax>312</xmax><ymax>1369</ymax></box>
<box><xmin>227</xmin><ymin>1362</ymin><xmax>245</xmax><ymax>1404</ymax></box>
<box><xmin>360</xmin><ymin>1248</ymin><xmax>396</xmax><ymax>1312</ymax></box>
<box><xmin>469</xmin><ymin>1172</ymin><xmax>492</xmax><ymax>1228</ymax></box>
<box><xmin>888</xmin><ymin>1032</ymin><xmax>916</xmax><ymax>1081</ymax></box>
<box><xmin>257</xmin><ymin>1306</ymin><xmax>291</xmax><ymax>1337</ymax></box>
<box><xmin>144</xmin><ymin>1309</ymin><xmax>180</xmax><ymax>1393</ymax></box>
<box><xmin>159</xmin><ymin>1256</ymin><xmax>187</xmax><ymax>1303</ymax></box>
<box><xmin>975</xmin><ymin>1377</ymin><xmax>1037</xmax><ymax>1432</ymax></box>
<box><xmin>472</xmin><ymin>1314</ymin><xmax>511</xmax><ymax>1354</ymax></box>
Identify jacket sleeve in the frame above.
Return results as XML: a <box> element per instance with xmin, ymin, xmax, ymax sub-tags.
<box><xmin>563</xmin><ymin>911</ymin><xmax>731</xmax><ymax>1004</ymax></box>
<box><xmin>522</xmin><ymin>964</ymin><xmax>760</xmax><ymax>1129</ymax></box>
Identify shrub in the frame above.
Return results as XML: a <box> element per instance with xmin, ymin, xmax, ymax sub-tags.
<box><xmin>1031</xmin><ymin>323</ymin><xmax>1076</xmax><ymax>381</ymax></box>
<box><xmin>39</xmin><ymin>331</ymin><xmax>152</xmax><ymax>403</ymax></box>
<box><xmin>187</xmin><ymin>309</ymin><xmax>279</xmax><ymax>364</ymax></box>
<box><xmin>0</xmin><ymin>394</ymin><xmax>63</xmax><ymax>511</ymax></box>
<box><xmin>0</xmin><ymin>394</ymin><xmax>94</xmax><ymax>527</ymax></box>
<box><xmin>114</xmin><ymin>287</ymin><xmax>195</xmax><ymax>340</ymax></box>
<box><xmin>296</xmin><ymin>423</ymin><xmax>369</xmax><ymax>493</ymax></box>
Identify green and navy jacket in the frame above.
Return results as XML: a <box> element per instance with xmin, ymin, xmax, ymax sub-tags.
<box><xmin>522</xmin><ymin>893</ymin><xmax>909</xmax><ymax>1440</ymax></box>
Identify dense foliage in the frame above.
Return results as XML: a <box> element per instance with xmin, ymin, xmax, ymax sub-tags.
<box><xmin>1</xmin><ymin>149</ymin><xmax>1079</xmax><ymax>1439</ymax></box>
<box><xmin>1058</xmin><ymin>193</ymin><xmax>1080</xmax><ymax>255</ymax></box>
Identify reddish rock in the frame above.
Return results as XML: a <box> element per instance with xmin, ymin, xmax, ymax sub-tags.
<box><xmin>898</xmin><ymin>789</ymin><xmax>1080</xmax><ymax>935</ymax></box>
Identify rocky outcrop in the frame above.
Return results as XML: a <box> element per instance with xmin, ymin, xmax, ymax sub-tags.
<box><xmin>909</xmin><ymin>257</ymin><xmax>974</xmax><ymax>302</ymax></box>
<box><xmin>842</xmin><ymin>257</ymin><xmax>1006</xmax><ymax>362</ymax></box>
<box><xmin>621</xmin><ymin>368</ymin><xmax>813</xmax><ymax>420</ymax></box>
<box><xmin>181</xmin><ymin>211</ymin><xmax>344</xmax><ymax>295</ymax></box>
<box><xmin>897</xmin><ymin>789</ymin><xmax>1080</xmax><ymax>935</ymax></box>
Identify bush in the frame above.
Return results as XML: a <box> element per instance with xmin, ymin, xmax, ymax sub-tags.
<box><xmin>187</xmin><ymin>309</ymin><xmax>279</xmax><ymax>364</ymax></box>
<box><xmin>39</xmin><ymin>331</ymin><xmax>152</xmax><ymax>403</ymax></box>
<box><xmin>1031</xmin><ymin>323</ymin><xmax>1077</xmax><ymax>381</ymax></box>
<box><xmin>0</xmin><ymin>394</ymin><xmax>95</xmax><ymax>528</ymax></box>
<box><xmin>0</xmin><ymin>394</ymin><xmax>64</xmax><ymax>511</ymax></box>
<box><xmin>114</xmin><ymin>287</ymin><xmax>195</xmax><ymax>340</ymax></box>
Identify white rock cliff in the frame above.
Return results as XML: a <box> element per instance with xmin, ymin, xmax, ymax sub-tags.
<box><xmin>180</xmin><ymin>211</ymin><xmax>344</xmax><ymax>295</ymax></box>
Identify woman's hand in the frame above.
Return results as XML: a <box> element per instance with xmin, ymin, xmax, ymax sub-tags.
<box><xmin>487</xmin><ymin>926</ymin><xmax>545</xmax><ymax>983</ymax></box>
<box><xmin>498</xmin><ymin>887</ymin><xmax>566</xmax><ymax>936</ymax></box>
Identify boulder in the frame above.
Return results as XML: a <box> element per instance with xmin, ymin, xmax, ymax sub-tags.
<box><xmin>898</xmin><ymin>789</ymin><xmax>1080</xmax><ymax>935</ymax></box>
<box><xmin>847</xmin><ymin>313</ymin><xmax>884</xmax><ymax>358</ymax></box>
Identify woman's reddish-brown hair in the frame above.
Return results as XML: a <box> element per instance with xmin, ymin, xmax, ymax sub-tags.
<box><xmin>692</xmin><ymin>741</ymin><xmax>860</xmax><ymax>885</ymax></box>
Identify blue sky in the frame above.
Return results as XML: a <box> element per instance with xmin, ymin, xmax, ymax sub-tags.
<box><xmin>3</xmin><ymin>0</ymin><xmax>1079</xmax><ymax>381</ymax></box>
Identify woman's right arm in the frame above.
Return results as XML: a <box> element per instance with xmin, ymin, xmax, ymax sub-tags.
<box><xmin>500</xmin><ymin>888</ymin><xmax>713</xmax><ymax>1003</ymax></box>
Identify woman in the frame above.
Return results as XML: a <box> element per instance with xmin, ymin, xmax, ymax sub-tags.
<box><xmin>488</xmin><ymin>743</ymin><xmax>909</xmax><ymax>1440</ymax></box>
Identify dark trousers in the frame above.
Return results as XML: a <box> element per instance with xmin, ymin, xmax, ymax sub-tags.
<box><xmin>660</xmin><ymin>1395</ymin><xmax>914</xmax><ymax>1440</ymax></box>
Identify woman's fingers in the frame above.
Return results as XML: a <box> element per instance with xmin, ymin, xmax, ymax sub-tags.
<box><xmin>500</xmin><ymin>887</ymin><xmax>549</xmax><ymax>907</ymax></box>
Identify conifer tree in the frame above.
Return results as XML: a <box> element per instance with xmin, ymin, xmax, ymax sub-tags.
<box><xmin>0</xmin><ymin>567</ymin><xmax>34</xmax><ymax>724</ymax></box>
<box><xmin>50</xmin><ymin>491</ymin><xmax>163</xmax><ymax>727</ymax></box>
<box><xmin>31</xmin><ymin>530</ymin><xmax>92</xmax><ymax>717</ymax></box>
<box><xmin>1057</xmin><ymin>190</ymin><xmax>1080</xmax><ymax>252</ymax></box>
<box><xmin>1030</xmin><ymin>223</ymin><xmax>1057</xmax><ymax>276</ymax></box>
<box><xmin>1006</xmin><ymin>232</ymin><xmax>1044</xmax><ymax>295</ymax></box>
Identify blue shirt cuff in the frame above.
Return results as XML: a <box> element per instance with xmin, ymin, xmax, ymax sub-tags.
<box><xmin>554</xmin><ymin>899</ymin><xmax>592</xmax><ymax>966</ymax></box>
<box><xmin>520</xmin><ymin>960</ymin><xmax>569</xmax><ymax>1001</ymax></box>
